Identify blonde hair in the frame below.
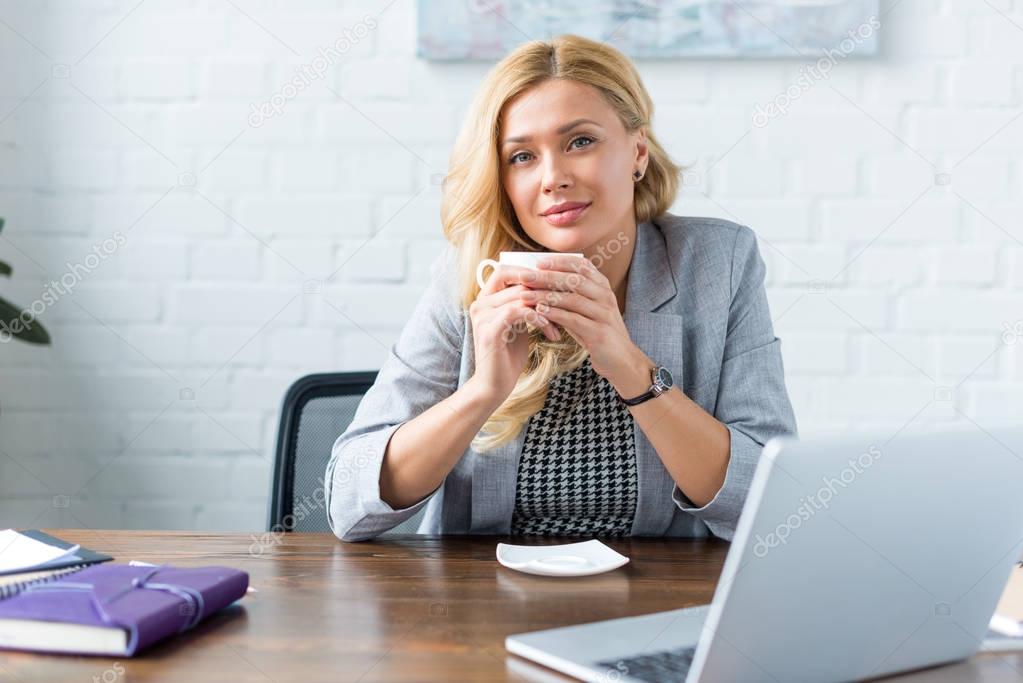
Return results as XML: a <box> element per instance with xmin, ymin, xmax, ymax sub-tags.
<box><xmin>440</xmin><ymin>34</ymin><xmax>682</xmax><ymax>452</ymax></box>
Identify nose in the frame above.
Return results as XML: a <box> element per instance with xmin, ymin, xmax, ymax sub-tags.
<box><xmin>541</xmin><ymin>158</ymin><xmax>572</xmax><ymax>194</ymax></box>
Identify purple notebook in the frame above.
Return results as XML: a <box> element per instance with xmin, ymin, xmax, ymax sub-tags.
<box><xmin>0</xmin><ymin>563</ymin><xmax>249</xmax><ymax>656</ymax></box>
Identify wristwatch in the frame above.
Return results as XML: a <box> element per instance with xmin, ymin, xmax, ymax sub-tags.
<box><xmin>619</xmin><ymin>364</ymin><xmax>674</xmax><ymax>406</ymax></box>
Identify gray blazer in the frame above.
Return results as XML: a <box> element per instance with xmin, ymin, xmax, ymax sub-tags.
<box><xmin>325</xmin><ymin>213</ymin><xmax>798</xmax><ymax>542</ymax></box>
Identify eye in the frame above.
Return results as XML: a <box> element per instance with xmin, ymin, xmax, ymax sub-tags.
<box><xmin>509</xmin><ymin>151</ymin><xmax>532</xmax><ymax>165</ymax></box>
<box><xmin>570</xmin><ymin>135</ymin><xmax>595</xmax><ymax>149</ymax></box>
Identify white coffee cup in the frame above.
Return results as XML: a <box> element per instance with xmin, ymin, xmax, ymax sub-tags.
<box><xmin>476</xmin><ymin>251</ymin><xmax>585</xmax><ymax>288</ymax></box>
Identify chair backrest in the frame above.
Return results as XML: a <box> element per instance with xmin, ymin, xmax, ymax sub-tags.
<box><xmin>269</xmin><ymin>372</ymin><xmax>427</xmax><ymax>535</ymax></box>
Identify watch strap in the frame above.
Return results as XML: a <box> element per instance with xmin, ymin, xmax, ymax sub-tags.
<box><xmin>620</xmin><ymin>387</ymin><xmax>661</xmax><ymax>406</ymax></box>
<box><xmin>618</xmin><ymin>365</ymin><xmax>667</xmax><ymax>406</ymax></box>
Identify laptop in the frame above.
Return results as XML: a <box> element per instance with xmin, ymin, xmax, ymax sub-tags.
<box><xmin>506</xmin><ymin>425</ymin><xmax>1023</xmax><ymax>682</ymax></box>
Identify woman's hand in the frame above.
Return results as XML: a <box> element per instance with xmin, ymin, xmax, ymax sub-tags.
<box><xmin>516</xmin><ymin>254</ymin><xmax>642</xmax><ymax>386</ymax></box>
<box><xmin>468</xmin><ymin>265</ymin><xmax>562</xmax><ymax>402</ymax></box>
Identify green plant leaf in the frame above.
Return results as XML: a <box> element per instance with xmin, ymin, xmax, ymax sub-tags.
<box><xmin>0</xmin><ymin>260</ymin><xmax>10</xmax><ymax>277</ymax></box>
<box><xmin>0</xmin><ymin>295</ymin><xmax>51</xmax><ymax>345</ymax></box>
<box><xmin>0</xmin><ymin>217</ymin><xmax>5</xmax><ymax>234</ymax></box>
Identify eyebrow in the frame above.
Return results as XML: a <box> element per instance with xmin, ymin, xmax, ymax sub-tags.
<box><xmin>501</xmin><ymin>118</ymin><xmax>603</xmax><ymax>146</ymax></box>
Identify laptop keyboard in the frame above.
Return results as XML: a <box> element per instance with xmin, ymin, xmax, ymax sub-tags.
<box><xmin>595</xmin><ymin>645</ymin><xmax>697</xmax><ymax>682</ymax></box>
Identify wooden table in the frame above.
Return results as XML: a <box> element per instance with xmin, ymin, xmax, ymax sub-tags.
<box><xmin>1</xmin><ymin>530</ymin><xmax>1022</xmax><ymax>683</ymax></box>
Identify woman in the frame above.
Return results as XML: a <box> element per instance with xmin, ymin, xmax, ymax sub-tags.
<box><xmin>325</xmin><ymin>34</ymin><xmax>797</xmax><ymax>542</ymax></box>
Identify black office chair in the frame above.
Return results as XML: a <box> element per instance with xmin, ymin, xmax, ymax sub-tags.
<box><xmin>269</xmin><ymin>372</ymin><xmax>427</xmax><ymax>535</ymax></box>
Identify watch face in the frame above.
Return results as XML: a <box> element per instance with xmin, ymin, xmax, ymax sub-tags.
<box><xmin>656</xmin><ymin>367</ymin><xmax>673</xmax><ymax>388</ymax></box>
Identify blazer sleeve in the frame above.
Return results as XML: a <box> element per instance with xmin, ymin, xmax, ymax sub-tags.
<box><xmin>671</xmin><ymin>225</ymin><xmax>799</xmax><ymax>541</ymax></box>
<box><xmin>324</xmin><ymin>245</ymin><xmax>464</xmax><ymax>542</ymax></box>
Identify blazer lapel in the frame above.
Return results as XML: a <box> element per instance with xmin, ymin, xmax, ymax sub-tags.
<box><xmin>469</xmin><ymin>419</ymin><xmax>529</xmax><ymax>534</ymax></box>
<box><xmin>625</xmin><ymin>219</ymin><xmax>685</xmax><ymax>537</ymax></box>
<box><xmin>462</xmin><ymin>303</ymin><xmax>526</xmax><ymax>532</ymax></box>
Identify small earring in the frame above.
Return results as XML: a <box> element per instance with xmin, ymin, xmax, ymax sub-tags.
<box><xmin>633</xmin><ymin>170</ymin><xmax>643</xmax><ymax>181</ymax></box>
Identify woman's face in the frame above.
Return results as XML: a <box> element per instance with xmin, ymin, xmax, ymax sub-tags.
<box><xmin>498</xmin><ymin>79</ymin><xmax>648</xmax><ymax>254</ymax></box>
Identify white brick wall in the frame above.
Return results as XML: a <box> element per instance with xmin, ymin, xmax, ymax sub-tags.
<box><xmin>1</xmin><ymin>0</ymin><xmax>1021</xmax><ymax>532</ymax></box>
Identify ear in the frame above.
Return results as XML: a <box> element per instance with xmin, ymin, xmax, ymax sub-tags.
<box><xmin>633</xmin><ymin>127</ymin><xmax>649</xmax><ymax>173</ymax></box>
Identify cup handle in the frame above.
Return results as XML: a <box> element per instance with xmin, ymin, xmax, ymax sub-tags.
<box><xmin>476</xmin><ymin>258</ymin><xmax>500</xmax><ymax>288</ymax></box>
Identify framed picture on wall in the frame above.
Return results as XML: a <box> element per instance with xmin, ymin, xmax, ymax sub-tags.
<box><xmin>417</xmin><ymin>0</ymin><xmax>881</xmax><ymax>61</ymax></box>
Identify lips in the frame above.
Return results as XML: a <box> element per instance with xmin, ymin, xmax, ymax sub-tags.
<box><xmin>542</xmin><ymin>202</ymin><xmax>591</xmax><ymax>227</ymax></box>
<box><xmin>542</xmin><ymin>201</ymin><xmax>590</xmax><ymax>216</ymax></box>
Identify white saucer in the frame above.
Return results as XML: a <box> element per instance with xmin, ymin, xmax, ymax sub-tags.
<box><xmin>496</xmin><ymin>539</ymin><xmax>630</xmax><ymax>577</ymax></box>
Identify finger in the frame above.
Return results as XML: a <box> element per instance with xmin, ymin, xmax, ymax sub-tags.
<box><xmin>537</xmin><ymin>254</ymin><xmax>606</xmax><ymax>286</ymax></box>
<box><xmin>530</xmin><ymin>290</ymin><xmax>604</xmax><ymax>320</ymax></box>
<box><xmin>535</xmin><ymin>254</ymin><xmax>581</xmax><ymax>267</ymax></box>
<box><xmin>501</xmin><ymin>306</ymin><xmax>555</xmax><ymax>343</ymax></box>
<box><xmin>527</xmin><ymin>287</ymin><xmax>605</xmax><ymax>322</ymax></box>
<box><xmin>543</xmin><ymin>304</ymin><xmax>591</xmax><ymax>339</ymax></box>
<box><xmin>521</xmin><ymin>267</ymin><xmax>603</xmax><ymax>299</ymax></box>
<box><xmin>500</xmin><ymin>301</ymin><xmax>549</xmax><ymax>329</ymax></box>
<box><xmin>486</xmin><ymin>294</ymin><xmax>560</xmax><ymax>341</ymax></box>
<box><xmin>512</xmin><ymin>289</ymin><xmax>566</xmax><ymax>339</ymax></box>
<box><xmin>481</xmin><ymin>264</ymin><xmax>540</xmax><ymax>296</ymax></box>
<box><xmin>533</xmin><ymin>315</ymin><xmax>560</xmax><ymax>341</ymax></box>
<box><xmin>481</xmin><ymin>283</ymin><xmax>531</xmax><ymax>307</ymax></box>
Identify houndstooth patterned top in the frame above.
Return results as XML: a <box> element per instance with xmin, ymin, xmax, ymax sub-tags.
<box><xmin>510</xmin><ymin>355</ymin><xmax>639</xmax><ymax>536</ymax></box>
